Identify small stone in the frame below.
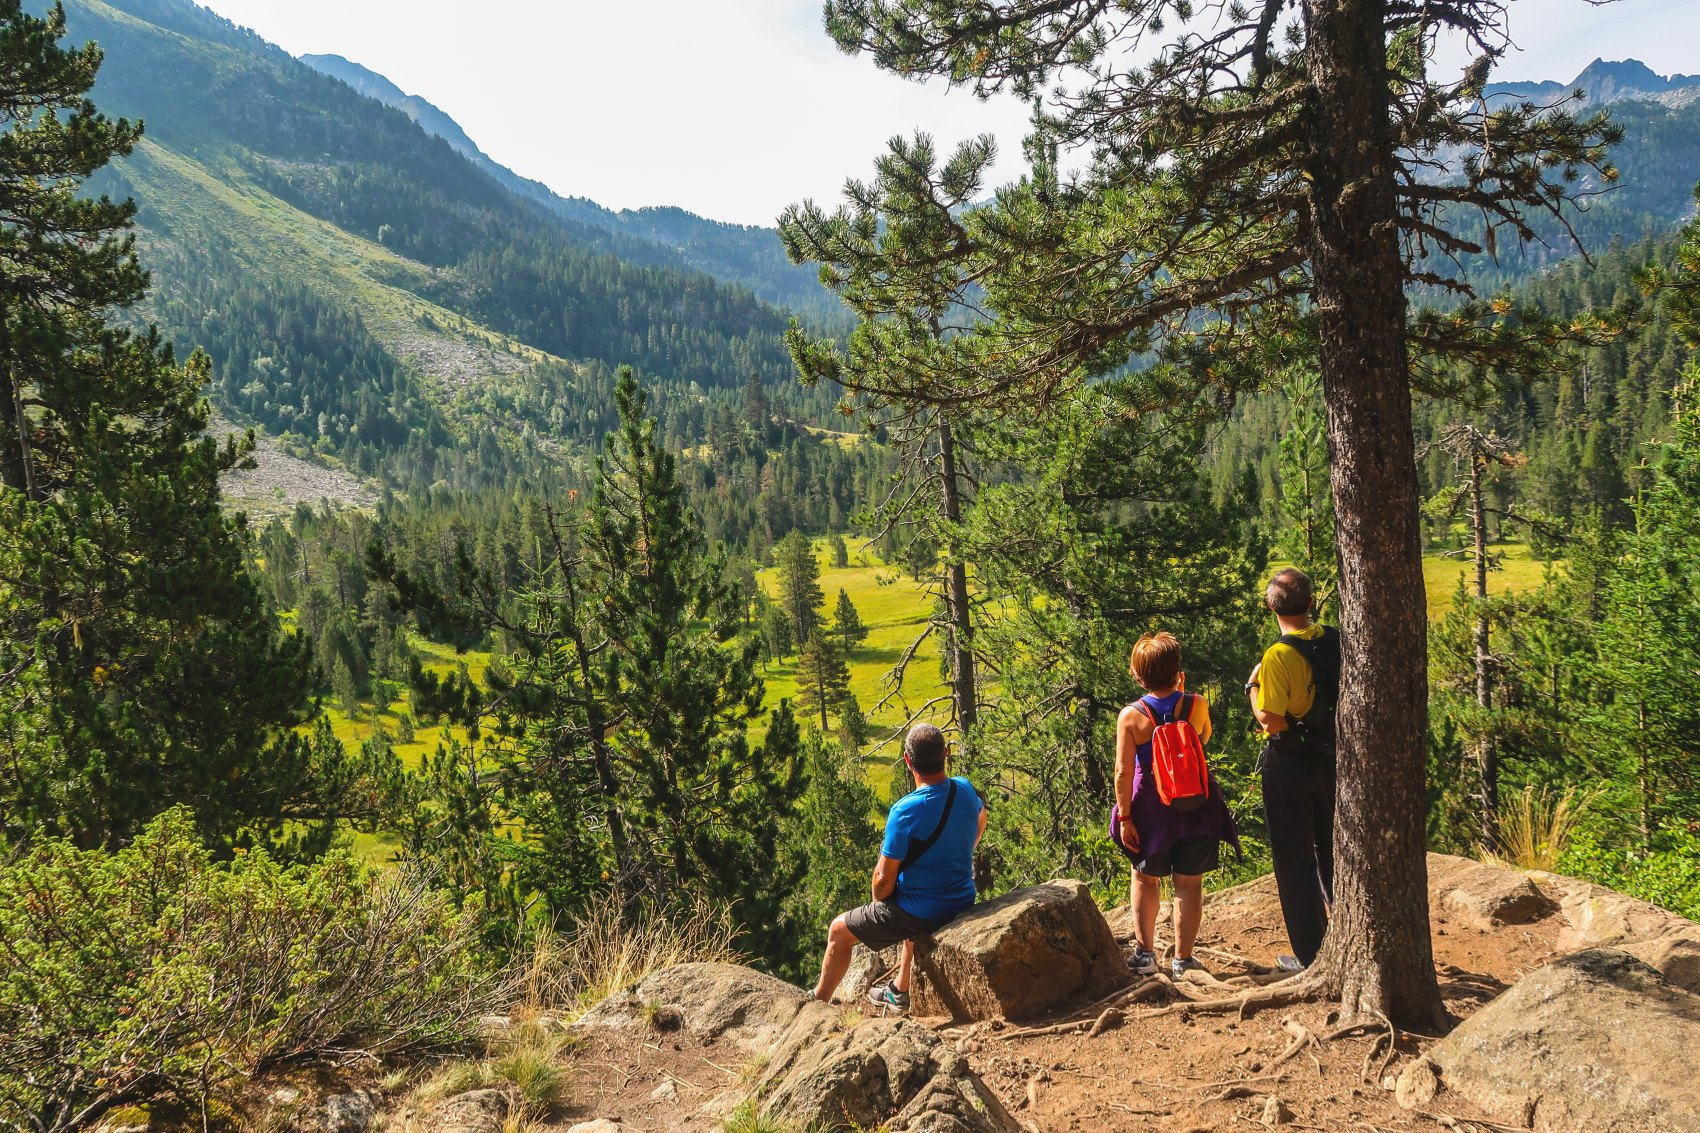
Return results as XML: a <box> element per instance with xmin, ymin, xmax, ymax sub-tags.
<box><xmin>268</xmin><ymin>1087</ymin><xmax>302</xmax><ymax>1107</ymax></box>
<box><xmin>650</xmin><ymin>1080</ymin><xmax>679</xmax><ymax>1102</ymax></box>
<box><xmin>1260</xmin><ymin>1095</ymin><xmax>1292</xmax><ymax>1126</ymax></box>
<box><xmin>566</xmin><ymin>1122</ymin><xmax>624</xmax><ymax>1133</ymax></box>
<box><xmin>1395</xmin><ymin>1059</ymin><xmax>1440</xmax><ymax>1111</ymax></box>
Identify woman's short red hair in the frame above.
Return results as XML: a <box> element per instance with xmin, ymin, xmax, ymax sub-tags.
<box><xmin>1129</xmin><ymin>632</ymin><xmax>1182</xmax><ymax>690</ymax></box>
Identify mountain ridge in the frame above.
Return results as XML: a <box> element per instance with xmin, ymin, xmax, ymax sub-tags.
<box><xmin>1487</xmin><ymin>56</ymin><xmax>1700</xmax><ymax>109</ymax></box>
<box><xmin>298</xmin><ymin>51</ymin><xmax>846</xmax><ymax>324</ymax></box>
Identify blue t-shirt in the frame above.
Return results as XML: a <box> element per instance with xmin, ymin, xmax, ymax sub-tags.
<box><xmin>880</xmin><ymin>776</ymin><xmax>982</xmax><ymax>921</ymax></box>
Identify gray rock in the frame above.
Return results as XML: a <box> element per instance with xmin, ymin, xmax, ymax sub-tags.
<box><xmin>430</xmin><ymin>1089</ymin><xmax>510</xmax><ymax>1133</ymax></box>
<box><xmin>581</xmin><ymin>963</ymin><xmax>1020</xmax><ymax>1133</ymax></box>
<box><xmin>1526</xmin><ymin>868</ymin><xmax>1699</xmax><ymax>951</ymax></box>
<box><xmin>1622</xmin><ymin>932</ymin><xmax>1700</xmax><ymax>995</ymax></box>
<box><xmin>1259</xmin><ymin>1095</ymin><xmax>1292</xmax><ymax>1126</ymax></box>
<box><xmin>834</xmin><ymin>943</ymin><xmax>899</xmax><ymax>1005</ymax></box>
<box><xmin>913</xmin><ymin>879</ymin><xmax>1131</xmax><ymax>1021</ymax></box>
<box><xmin>576</xmin><ymin>961</ymin><xmax>814</xmax><ymax>1048</ymax></box>
<box><xmin>759</xmin><ymin>1017</ymin><xmax>1018</xmax><ymax>1133</ymax></box>
<box><xmin>565</xmin><ymin>1122</ymin><xmax>623</xmax><ymax>1133</ymax></box>
<box><xmin>1393</xmin><ymin>1059</ymin><xmax>1438</xmax><ymax>1111</ymax></box>
<box><xmin>1428</xmin><ymin>948</ymin><xmax>1700</xmax><ymax>1133</ymax></box>
<box><xmin>650</xmin><ymin>1079</ymin><xmax>678</xmax><ymax>1102</ymax></box>
<box><xmin>316</xmin><ymin>1092</ymin><xmax>377</xmax><ymax>1133</ymax></box>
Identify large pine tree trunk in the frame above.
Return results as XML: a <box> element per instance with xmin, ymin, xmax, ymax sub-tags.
<box><xmin>1303</xmin><ymin>0</ymin><xmax>1446</xmax><ymax>1029</ymax></box>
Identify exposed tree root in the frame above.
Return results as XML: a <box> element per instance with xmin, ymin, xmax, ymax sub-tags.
<box><xmin>1000</xmin><ymin>978</ymin><xmax>1169</xmax><ymax>1039</ymax></box>
<box><xmin>1270</xmin><ymin>1017</ymin><xmax>1319</xmax><ymax>1068</ymax></box>
<box><xmin>1136</xmin><ymin>974</ymin><xmax>1330</xmax><ymax>1020</ymax></box>
<box><xmin>1420</xmin><ymin>1110</ymin><xmax>1530</xmax><ymax>1133</ymax></box>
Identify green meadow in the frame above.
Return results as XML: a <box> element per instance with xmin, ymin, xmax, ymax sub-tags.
<box><xmin>323</xmin><ymin>535</ymin><xmax>1556</xmax><ymax>858</ymax></box>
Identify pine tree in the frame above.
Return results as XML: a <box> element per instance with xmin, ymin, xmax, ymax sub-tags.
<box><xmin>830</xmin><ymin>534</ymin><xmax>850</xmax><ymax>569</ymax></box>
<box><xmin>795</xmin><ymin>0</ymin><xmax>1621</xmax><ymax>1027</ymax></box>
<box><xmin>774</xmin><ymin>529</ymin><xmax>825</xmax><ymax>644</ymax></box>
<box><xmin>783</xmin><ymin>731</ymin><xmax>880</xmax><ymax>958</ymax></box>
<box><xmin>761</xmin><ymin>603</ymin><xmax>794</xmax><ymax>665</ymax></box>
<box><xmin>0</xmin><ymin>1</ymin><xmax>395</xmax><ymax>852</ymax></box>
<box><xmin>836</xmin><ymin>693</ymin><xmax>870</xmax><ymax>751</ymax></box>
<box><xmin>796</xmin><ymin>630</ymin><xmax>851</xmax><ymax>731</ymax></box>
<box><xmin>382</xmin><ymin>370</ymin><xmax>807</xmax><ymax>957</ymax></box>
<box><xmin>832</xmin><ymin>588</ymin><xmax>868</xmax><ymax>653</ymax></box>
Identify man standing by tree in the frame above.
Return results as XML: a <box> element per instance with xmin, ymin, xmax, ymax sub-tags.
<box><xmin>813</xmin><ymin>723</ymin><xmax>986</xmax><ymax>1011</ymax></box>
<box><xmin>1247</xmin><ymin>569</ymin><xmax>1341</xmax><ymax>972</ymax></box>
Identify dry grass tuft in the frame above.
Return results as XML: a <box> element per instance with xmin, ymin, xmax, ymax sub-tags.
<box><xmin>517</xmin><ymin>895</ymin><xmax>743</xmax><ymax>1017</ymax></box>
<box><xmin>1481</xmin><ymin>785</ymin><xmax>1596</xmax><ymax>872</ymax></box>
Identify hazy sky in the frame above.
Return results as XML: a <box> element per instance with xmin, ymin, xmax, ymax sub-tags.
<box><xmin>193</xmin><ymin>0</ymin><xmax>1696</xmax><ymax>227</ymax></box>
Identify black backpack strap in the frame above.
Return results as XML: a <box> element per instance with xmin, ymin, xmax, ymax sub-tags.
<box><xmin>1178</xmin><ymin>691</ymin><xmax>1197</xmax><ymax>726</ymax></box>
<box><xmin>1274</xmin><ymin>626</ymin><xmax>1341</xmax><ymax>748</ymax></box>
<box><xmin>901</xmin><ymin>780</ymin><xmax>960</xmax><ymax>870</ymax></box>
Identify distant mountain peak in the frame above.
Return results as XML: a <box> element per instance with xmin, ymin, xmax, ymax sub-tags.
<box><xmin>1486</xmin><ymin>57</ymin><xmax>1700</xmax><ymax>109</ymax></box>
<box><xmin>299</xmin><ymin>53</ymin><xmax>491</xmax><ymax>164</ymax></box>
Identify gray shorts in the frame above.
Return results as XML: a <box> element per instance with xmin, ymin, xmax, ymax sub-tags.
<box><xmin>842</xmin><ymin>900</ymin><xmax>954</xmax><ymax>950</ymax></box>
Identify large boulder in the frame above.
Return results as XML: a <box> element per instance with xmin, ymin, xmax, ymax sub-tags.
<box><xmin>1428</xmin><ymin>948</ymin><xmax>1700</xmax><ymax>1133</ymax></box>
<box><xmin>758</xmin><ymin>1017</ymin><xmax>1013</xmax><ymax>1133</ymax></box>
<box><xmin>912</xmin><ymin>879</ymin><xmax>1131</xmax><ymax>1021</ymax></box>
<box><xmin>577</xmin><ymin>961</ymin><xmax>824</xmax><ymax>1051</ymax></box>
<box><xmin>578</xmin><ymin>964</ymin><xmax>1019</xmax><ymax>1133</ymax></box>
<box><xmin>1527</xmin><ymin>868</ymin><xmax>1700</xmax><ymax>991</ymax></box>
<box><xmin>1427</xmin><ymin>852</ymin><xmax>1558</xmax><ymax>931</ymax></box>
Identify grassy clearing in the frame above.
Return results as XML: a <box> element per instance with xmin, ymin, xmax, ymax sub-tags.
<box><xmin>1421</xmin><ymin>541</ymin><xmax>1556</xmax><ymax>617</ymax></box>
<box><xmin>753</xmin><ymin>539</ymin><xmax>951</xmax><ymax>767</ymax></box>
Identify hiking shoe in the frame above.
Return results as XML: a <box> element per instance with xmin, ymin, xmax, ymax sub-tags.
<box><xmin>1275</xmin><ymin>954</ymin><xmax>1307</xmax><ymax>974</ymax></box>
<box><xmin>1128</xmin><ymin>948</ymin><xmax>1158</xmax><ymax>975</ymax></box>
<box><xmin>867</xmin><ymin>983</ymin><xmax>910</xmax><ymax>1012</ymax></box>
<box><xmin>1170</xmin><ymin>956</ymin><xmax>1205</xmax><ymax>980</ymax></box>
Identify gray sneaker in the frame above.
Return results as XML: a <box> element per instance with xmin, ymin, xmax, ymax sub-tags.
<box><xmin>1128</xmin><ymin>948</ymin><xmax>1158</xmax><ymax>975</ymax></box>
<box><xmin>1275</xmin><ymin>954</ymin><xmax>1307</xmax><ymax>973</ymax></box>
<box><xmin>1170</xmin><ymin>955</ymin><xmax>1205</xmax><ymax>980</ymax></box>
<box><xmin>867</xmin><ymin>983</ymin><xmax>910</xmax><ymax>1012</ymax></box>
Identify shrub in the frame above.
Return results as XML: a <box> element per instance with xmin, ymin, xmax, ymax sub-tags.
<box><xmin>1561</xmin><ymin>827</ymin><xmax>1700</xmax><ymax>922</ymax></box>
<box><xmin>517</xmin><ymin>895</ymin><xmax>742</xmax><ymax>1017</ymax></box>
<box><xmin>0</xmin><ymin>809</ymin><xmax>498</xmax><ymax>1133</ymax></box>
<box><xmin>1482</xmin><ymin>785</ymin><xmax>1595</xmax><ymax>872</ymax></box>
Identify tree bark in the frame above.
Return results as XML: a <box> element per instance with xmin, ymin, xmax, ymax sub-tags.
<box><xmin>1302</xmin><ymin>0</ymin><xmax>1446</xmax><ymax>1029</ymax></box>
<box><xmin>1468</xmin><ymin>451</ymin><xmax>1499</xmax><ymax>848</ymax></box>
<box><xmin>936</xmin><ymin>415</ymin><xmax>979</xmax><ymax>744</ymax></box>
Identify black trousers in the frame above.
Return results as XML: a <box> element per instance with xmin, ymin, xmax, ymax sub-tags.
<box><xmin>1260</xmin><ymin>745</ymin><xmax>1336</xmax><ymax>966</ymax></box>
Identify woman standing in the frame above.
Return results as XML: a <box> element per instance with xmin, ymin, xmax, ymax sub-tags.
<box><xmin>1111</xmin><ymin>632</ymin><xmax>1240</xmax><ymax>978</ymax></box>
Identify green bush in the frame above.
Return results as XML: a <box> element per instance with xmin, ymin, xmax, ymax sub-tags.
<box><xmin>1560</xmin><ymin>827</ymin><xmax>1700</xmax><ymax>922</ymax></box>
<box><xmin>0</xmin><ymin>809</ymin><xmax>498</xmax><ymax>1133</ymax></box>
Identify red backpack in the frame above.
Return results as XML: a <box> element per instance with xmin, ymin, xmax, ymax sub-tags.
<box><xmin>1140</xmin><ymin>693</ymin><xmax>1210</xmax><ymax>812</ymax></box>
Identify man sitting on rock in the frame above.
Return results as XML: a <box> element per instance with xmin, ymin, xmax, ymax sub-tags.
<box><xmin>812</xmin><ymin>722</ymin><xmax>987</xmax><ymax>1011</ymax></box>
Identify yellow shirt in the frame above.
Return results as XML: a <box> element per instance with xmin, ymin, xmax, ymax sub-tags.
<box><xmin>1255</xmin><ymin>622</ymin><xmax>1326</xmax><ymax>722</ymax></box>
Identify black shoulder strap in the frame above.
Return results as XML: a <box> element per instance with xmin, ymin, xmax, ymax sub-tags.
<box><xmin>901</xmin><ymin>780</ymin><xmax>960</xmax><ymax>870</ymax></box>
<box><xmin>1275</xmin><ymin>626</ymin><xmax>1341</xmax><ymax>732</ymax></box>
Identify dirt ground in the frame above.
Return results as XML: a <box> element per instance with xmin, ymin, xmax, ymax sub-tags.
<box><xmin>551</xmin><ymin>873</ymin><xmax>1566</xmax><ymax>1133</ymax></box>
<box><xmin>939</xmin><ymin>875</ymin><xmax>1563</xmax><ymax>1133</ymax></box>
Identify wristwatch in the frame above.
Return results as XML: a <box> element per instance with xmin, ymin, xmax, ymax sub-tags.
<box><xmin>1244</xmin><ymin>679</ymin><xmax>1260</xmax><ymax>694</ymax></box>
